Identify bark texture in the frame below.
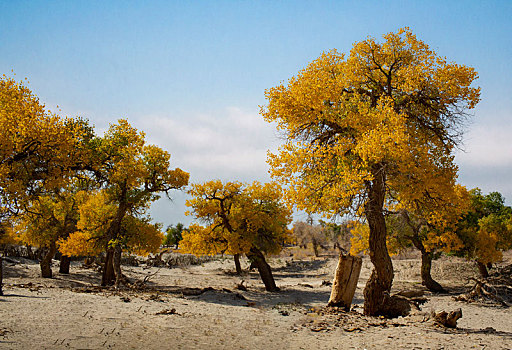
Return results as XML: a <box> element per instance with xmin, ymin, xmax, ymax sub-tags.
<box><xmin>101</xmin><ymin>248</ymin><xmax>115</xmax><ymax>286</ymax></box>
<box><xmin>363</xmin><ymin>164</ymin><xmax>394</xmax><ymax>316</ymax></box>
<box><xmin>433</xmin><ymin>308</ymin><xmax>463</xmax><ymax>328</ymax></box>
<box><xmin>101</xmin><ymin>190</ymin><xmax>128</xmax><ymax>287</ymax></box>
<box><xmin>477</xmin><ymin>261</ymin><xmax>489</xmax><ymax>278</ymax></box>
<box><xmin>234</xmin><ymin>254</ymin><xmax>242</xmax><ymax>275</ymax></box>
<box><xmin>40</xmin><ymin>241</ymin><xmax>57</xmax><ymax>278</ymax></box>
<box><xmin>410</xmin><ymin>235</ymin><xmax>445</xmax><ymax>292</ymax></box>
<box><xmin>420</xmin><ymin>250</ymin><xmax>445</xmax><ymax>292</ymax></box>
<box><xmin>0</xmin><ymin>254</ymin><xmax>3</xmax><ymax>296</ymax></box>
<box><xmin>312</xmin><ymin>241</ymin><xmax>320</xmax><ymax>257</ymax></box>
<box><xmin>328</xmin><ymin>254</ymin><xmax>362</xmax><ymax>309</ymax></box>
<box><xmin>114</xmin><ymin>245</ymin><xmax>123</xmax><ymax>287</ymax></box>
<box><xmin>247</xmin><ymin>247</ymin><xmax>279</xmax><ymax>292</ymax></box>
<box><xmin>59</xmin><ymin>255</ymin><xmax>70</xmax><ymax>274</ymax></box>
<box><xmin>401</xmin><ymin>210</ymin><xmax>445</xmax><ymax>293</ymax></box>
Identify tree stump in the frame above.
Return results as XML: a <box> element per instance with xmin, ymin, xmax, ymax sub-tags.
<box><xmin>328</xmin><ymin>254</ymin><xmax>362</xmax><ymax>310</ymax></box>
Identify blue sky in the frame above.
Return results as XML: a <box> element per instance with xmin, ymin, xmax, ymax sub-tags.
<box><xmin>1</xmin><ymin>1</ymin><xmax>511</xmax><ymax>227</ymax></box>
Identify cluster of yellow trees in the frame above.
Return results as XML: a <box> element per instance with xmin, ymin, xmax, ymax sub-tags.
<box><xmin>0</xmin><ymin>76</ymin><xmax>188</xmax><ymax>288</ymax></box>
<box><xmin>180</xmin><ymin>180</ymin><xmax>292</xmax><ymax>291</ymax></box>
<box><xmin>2</xmin><ymin>28</ymin><xmax>507</xmax><ymax>317</ymax></box>
<box><xmin>0</xmin><ymin>75</ymin><xmax>291</xmax><ymax>292</ymax></box>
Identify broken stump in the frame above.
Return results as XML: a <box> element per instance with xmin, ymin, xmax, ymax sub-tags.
<box><xmin>327</xmin><ymin>254</ymin><xmax>362</xmax><ymax>310</ymax></box>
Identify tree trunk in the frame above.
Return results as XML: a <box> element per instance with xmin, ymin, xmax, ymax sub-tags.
<box><xmin>420</xmin><ymin>250</ymin><xmax>445</xmax><ymax>292</ymax></box>
<box><xmin>410</xmin><ymin>235</ymin><xmax>445</xmax><ymax>293</ymax></box>
<box><xmin>0</xmin><ymin>253</ymin><xmax>3</xmax><ymax>296</ymax></box>
<box><xmin>101</xmin><ymin>248</ymin><xmax>115</xmax><ymax>286</ymax></box>
<box><xmin>102</xmin><ymin>190</ymin><xmax>129</xmax><ymax>287</ymax></box>
<box><xmin>26</xmin><ymin>245</ymin><xmax>36</xmax><ymax>260</ymax></box>
<box><xmin>114</xmin><ymin>245</ymin><xmax>123</xmax><ymax>288</ymax></box>
<box><xmin>40</xmin><ymin>241</ymin><xmax>57</xmax><ymax>278</ymax></box>
<box><xmin>247</xmin><ymin>247</ymin><xmax>279</xmax><ymax>292</ymax></box>
<box><xmin>59</xmin><ymin>255</ymin><xmax>71</xmax><ymax>274</ymax></box>
<box><xmin>476</xmin><ymin>261</ymin><xmax>489</xmax><ymax>278</ymax></box>
<box><xmin>234</xmin><ymin>253</ymin><xmax>242</xmax><ymax>275</ymax></box>
<box><xmin>363</xmin><ymin>163</ymin><xmax>394</xmax><ymax>316</ymax></box>
<box><xmin>328</xmin><ymin>254</ymin><xmax>362</xmax><ymax>309</ymax></box>
<box><xmin>312</xmin><ymin>241</ymin><xmax>319</xmax><ymax>257</ymax></box>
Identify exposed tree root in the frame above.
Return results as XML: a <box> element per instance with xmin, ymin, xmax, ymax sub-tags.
<box><xmin>455</xmin><ymin>264</ymin><xmax>512</xmax><ymax>307</ymax></box>
<box><xmin>432</xmin><ymin>308</ymin><xmax>462</xmax><ymax>328</ymax></box>
<box><xmin>455</xmin><ymin>278</ymin><xmax>510</xmax><ymax>307</ymax></box>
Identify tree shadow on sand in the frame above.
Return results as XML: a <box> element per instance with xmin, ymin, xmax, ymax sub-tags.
<box><xmin>3</xmin><ymin>261</ymin><xmax>38</xmax><ymax>279</ymax></box>
<box><xmin>433</xmin><ymin>326</ymin><xmax>512</xmax><ymax>340</ymax></box>
<box><xmin>274</xmin><ymin>259</ymin><xmax>330</xmax><ymax>273</ymax></box>
<box><xmin>0</xmin><ymin>292</ymin><xmax>50</xmax><ymax>300</ymax></box>
<box><xmin>153</xmin><ymin>283</ymin><xmax>356</xmax><ymax>310</ymax></box>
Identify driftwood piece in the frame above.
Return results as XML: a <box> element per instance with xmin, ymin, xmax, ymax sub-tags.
<box><xmin>432</xmin><ymin>308</ymin><xmax>462</xmax><ymax>328</ymax></box>
<box><xmin>327</xmin><ymin>254</ymin><xmax>362</xmax><ymax>310</ymax></box>
<box><xmin>156</xmin><ymin>308</ymin><xmax>178</xmax><ymax>315</ymax></box>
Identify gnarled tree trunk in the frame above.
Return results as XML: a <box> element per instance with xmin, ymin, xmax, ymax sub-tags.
<box><xmin>328</xmin><ymin>254</ymin><xmax>362</xmax><ymax>309</ymax></box>
<box><xmin>420</xmin><ymin>250</ymin><xmax>444</xmax><ymax>292</ymax></box>
<box><xmin>101</xmin><ymin>186</ymin><xmax>129</xmax><ymax>287</ymax></box>
<box><xmin>102</xmin><ymin>248</ymin><xmax>115</xmax><ymax>286</ymax></box>
<box><xmin>247</xmin><ymin>247</ymin><xmax>279</xmax><ymax>292</ymax></box>
<box><xmin>312</xmin><ymin>240</ymin><xmax>320</xmax><ymax>257</ymax></box>
<box><xmin>114</xmin><ymin>245</ymin><xmax>123</xmax><ymax>288</ymax></box>
<box><xmin>363</xmin><ymin>163</ymin><xmax>394</xmax><ymax>316</ymax></box>
<box><xmin>410</xmin><ymin>235</ymin><xmax>445</xmax><ymax>292</ymax></box>
<box><xmin>234</xmin><ymin>253</ymin><xmax>242</xmax><ymax>275</ymax></box>
<box><xmin>59</xmin><ymin>255</ymin><xmax>70</xmax><ymax>274</ymax></box>
<box><xmin>476</xmin><ymin>261</ymin><xmax>489</xmax><ymax>278</ymax></box>
<box><xmin>40</xmin><ymin>241</ymin><xmax>57</xmax><ymax>278</ymax></box>
<box><xmin>0</xmin><ymin>253</ymin><xmax>3</xmax><ymax>296</ymax></box>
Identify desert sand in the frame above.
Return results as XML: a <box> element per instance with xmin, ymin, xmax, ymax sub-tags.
<box><xmin>1</xmin><ymin>252</ymin><xmax>512</xmax><ymax>350</ymax></box>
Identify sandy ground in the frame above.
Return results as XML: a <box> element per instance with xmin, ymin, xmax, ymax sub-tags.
<box><xmin>1</xmin><ymin>253</ymin><xmax>512</xmax><ymax>350</ymax></box>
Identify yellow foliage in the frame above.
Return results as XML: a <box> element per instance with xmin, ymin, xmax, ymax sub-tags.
<box><xmin>0</xmin><ymin>76</ymin><xmax>93</xmax><ymax>215</ymax></box>
<box><xmin>349</xmin><ymin>221</ymin><xmax>370</xmax><ymax>256</ymax></box>
<box><xmin>58</xmin><ymin>230</ymin><xmax>101</xmax><ymax>257</ymax></box>
<box><xmin>0</xmin><ymin>222</ymin><xmax>17</xmax><ymax>245</ymax></box>
<box><xmin>261</xmin><ymin>28</ymin><xmax>479</xmax><ymax>221</ymax></box>
<box><xmin>472</xmin><ymin>213</ymin><xmax>509</xmax><ymax>264</ymax></box>
<box><xmin>58</xmin><ymin>119</ymin><xmax>188</xmax><ymax>257</ymax></box>
<box><xmin>15</xmin><ymin>181</ymin><xmax>89</xmax><ymax>248</ymax></box>
<box><xmin>57</xmin><ymin>189</ymin><xmax>164</xmax><ymax>256</ymax></box>
<box><xmin>349</xmin><ymin>220</ymin><xmax>401</xmax><ymax>256</ymax></box>
<box><xmin>453</xmin><ymin>189</ymin><xmax>512</xmax><ymax>265</ymax></box>
<box><xmin>182</xmin><ymin>180</ymin><xmax>292</xmax><ymax>257</ymax></box>
<box><xmin>123</xmin><ymin>216</ymin><xmax>164</xmax><ymax>256</ymax></box>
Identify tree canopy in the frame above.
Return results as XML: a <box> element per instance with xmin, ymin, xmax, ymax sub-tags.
<box><xmin>455</xmin><ymin>188</ymin><xmax>512</xmax><ymax>277</ymax></box>
<box><xmin>58</xmin><ymin>119</ymin><xmax>189</xmax><ymax>286</ymax></box>
<box><xmin>181</xmin><ymin>180</ymin><xmax>292</xmax><ymax>291</ymax></box>
<box><xmin>0</xmin><ymin>76</ymin><xmax>93</xmax><ymax>219</ymax></box>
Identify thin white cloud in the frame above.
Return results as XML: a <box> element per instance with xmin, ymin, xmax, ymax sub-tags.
<box><xmin>456</xmin><ymin>121</ymin><xmax>512</xmax><ymax>203</ymax></box>
<box><xmin>142</xmin><ymin>109</ymin><xmax>512</xmax><ymax>225</ymax></box>
<box><xmin>135</xmin><ymin>107</ymin><xmax>279</xmax><ymax>184</ymax></box>
<box><xmin>137</xmin><ymin>107</ymin><xmax>282</xmax><ymax>226</ymax></box>
<box><xmin>456</xmin><ymin>124</ymin><xmax>512</xmax><ymax>167</ymax></box>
